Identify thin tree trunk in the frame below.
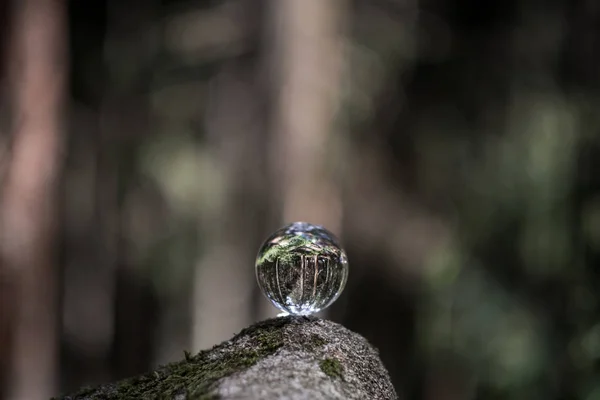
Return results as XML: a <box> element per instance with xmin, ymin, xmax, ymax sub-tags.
<box><xmin>60</xmin><ymin>108</ymin><xmax>117</xmax><ymax>389</ymax></box>
<box><xmin>268</xmin><ymin>0</ymin><xmax>346</xmax><ymax>230</ymax></box>
<box><xmin>192</xmin><ymin>62</ymin><xmax>268</xmax><ymax>351</ymax></box>
<box><xmin>1</xmin><ymin>0</ymin><xmax>67</xmax><ymax>399</ymax></box>
<box><xmin>260</xmin><ymin>0</ymin><xmax>348</xmax><ymax>319</ymax></box>
<box><xmin>0</xmin><ymin>4</ymin><xmax>12</xmax><ymax>396</ymax></box>
<box><xmin>190</xmin><ymin>1</ymin><xmax>269</xmax><ymax>351</ymax></box>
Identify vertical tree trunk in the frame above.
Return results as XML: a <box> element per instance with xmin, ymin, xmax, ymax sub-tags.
<box><xmin>61</xmin><ymin>109</ymin><xmax>117</xmax><ymax>390</ymax></box>
<box><xmin>1</xmin><ymin>0</ymin><xmax>67</xmax><ymax>399</ymax></box>
<box><xmin>100</xmin><ymin>0</ymin><xmax>160</xmax><ymax>382</ymax></box>
<box><xmin>260</xmin><ymin>0</ymin><xmax>348</xmax><ymax>319</ymax></box>
<box><xmin>191</xmin><ymin>1</ymin><xmax>270</xmax><ymax>351</ymax></box>
<box><xmin>192</xmin><ymin>59</ymin><xmax>268</xmax><ymax>351</ymax></box>
<box><xmin>0</xmin><ymin>4</ymin><xmax>12</xmax><ymax>396</ymax></box>
<box><xmin>268</xmin><ymin>0</ymin><xmax>347</xmax><ymax>229</ymax></box>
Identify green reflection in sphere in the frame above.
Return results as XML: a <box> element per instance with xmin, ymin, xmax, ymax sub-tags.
<box><xmin>255</xmin><ymin>222</ymin><xmax>349</xmax><ymax>316</ymax></box>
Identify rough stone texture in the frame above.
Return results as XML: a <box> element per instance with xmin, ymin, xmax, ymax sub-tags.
<box><xmin>54</xmin><ymin>316</ymin><xmax>397</xmax><ymax>400</ymax></box>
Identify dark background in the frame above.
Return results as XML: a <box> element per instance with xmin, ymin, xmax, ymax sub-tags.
<box><xmin>1</xmin><ymin>0</ymin><xmax>600</xmax><ymax>399</ymax></box>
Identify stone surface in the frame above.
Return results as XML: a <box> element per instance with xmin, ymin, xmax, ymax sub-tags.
<box><xmin>54</xmin><ymin>316</ymin><xmax>397</xmax><ymax>400</ymax></box>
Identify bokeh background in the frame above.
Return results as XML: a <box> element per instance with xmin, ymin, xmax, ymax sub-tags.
<box><xmin>1</xmin><ymin>0</ymin><xmax>600</xmax><ymax>399</ymax></box>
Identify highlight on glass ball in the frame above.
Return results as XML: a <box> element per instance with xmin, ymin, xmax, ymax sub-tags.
<box><xmin>255</xmin><ymin>222</ymin><xmax>349</xmax><ymax>316</ymax></box>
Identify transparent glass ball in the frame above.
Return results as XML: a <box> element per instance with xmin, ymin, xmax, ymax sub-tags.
<box><xmin>255</xmin><ymin>222</ymin><xmax>349</xmax><ymax>316</ymax></box>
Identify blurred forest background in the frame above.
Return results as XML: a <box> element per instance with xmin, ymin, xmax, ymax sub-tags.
<box><xmin>1</xmin><ymin>0</ymin><xmax>600</xmax><ymax>399</ymax></box>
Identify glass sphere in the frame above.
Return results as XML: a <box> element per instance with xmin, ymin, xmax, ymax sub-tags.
<box><xmin>255</xmin><ymin>222</ymin><xmax>349</xmax><ymax>316</ymax></box>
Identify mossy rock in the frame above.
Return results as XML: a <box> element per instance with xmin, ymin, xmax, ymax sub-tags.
<box><xmin>55</xmin><ymin>316</ymin><xmax>397</xmax><ymax>400</ymax></box>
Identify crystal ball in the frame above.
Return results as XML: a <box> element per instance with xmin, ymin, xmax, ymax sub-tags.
<box><xmin>255</xmin><ymin>222</ymin><xmax>349</xmax><ymax>316</ymax></box>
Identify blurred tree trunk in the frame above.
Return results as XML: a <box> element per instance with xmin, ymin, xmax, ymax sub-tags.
<box><xmin>192</xmin><ymin>1</ymin><xmax>269</xmax><ymax>350</ymax></box>
<box><xmin>1</xmin><ymin>0</ymin><xmax>67</xmax><ymax>399</ymax></box>
<box><xmin>260</xmin><ymin>0</ymin><xmax>348</xmax><ymax>319</ymax></box>
<box><xmin>60</xmin><ymin>108</ymin><xmax>117</xmax><ymax>390</ymax></box>
<box><xmin>103</xmin><ymin>0</ymin><xmax>160</xmax><ymax>381</ymax></box>
<box><xmin>267</xmin><ymin>0</ymin><xmax>347</xmax><ymax>230</ymax></box>
<box><xmin>0</xmin><ymin>3</ymin><xmax>10</xmax><ymax>397</ymax></box>
<box><xmin>59</xmin><ymin>0</ymin><xmax>116</xmax><ymax>390</ymax></box>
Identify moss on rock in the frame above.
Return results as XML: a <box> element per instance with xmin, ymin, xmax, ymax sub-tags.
<box><xmin>319</xmin><ymin>358</ymin><xmax>344</xmax><ymax>380</ymax></box>
<box><xmin>55</xmin><ymin>316</ymin><xmax>397</xmax><ymax>400</ymax></box>
<box><xmin>309</xmin><ymin>334</ymin><xmax>327</xmax><ymax>349</ymax></box>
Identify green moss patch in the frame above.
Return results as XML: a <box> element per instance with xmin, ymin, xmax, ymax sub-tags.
<box><xmin>319</xmin><ymin>358</ymin><xmax>344</xmax><ymax>380</ymax></box>
<box><xmin>309</xmin><ymin>334</ymin><xmax>326</xmax><ymax>348</ymax></box>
